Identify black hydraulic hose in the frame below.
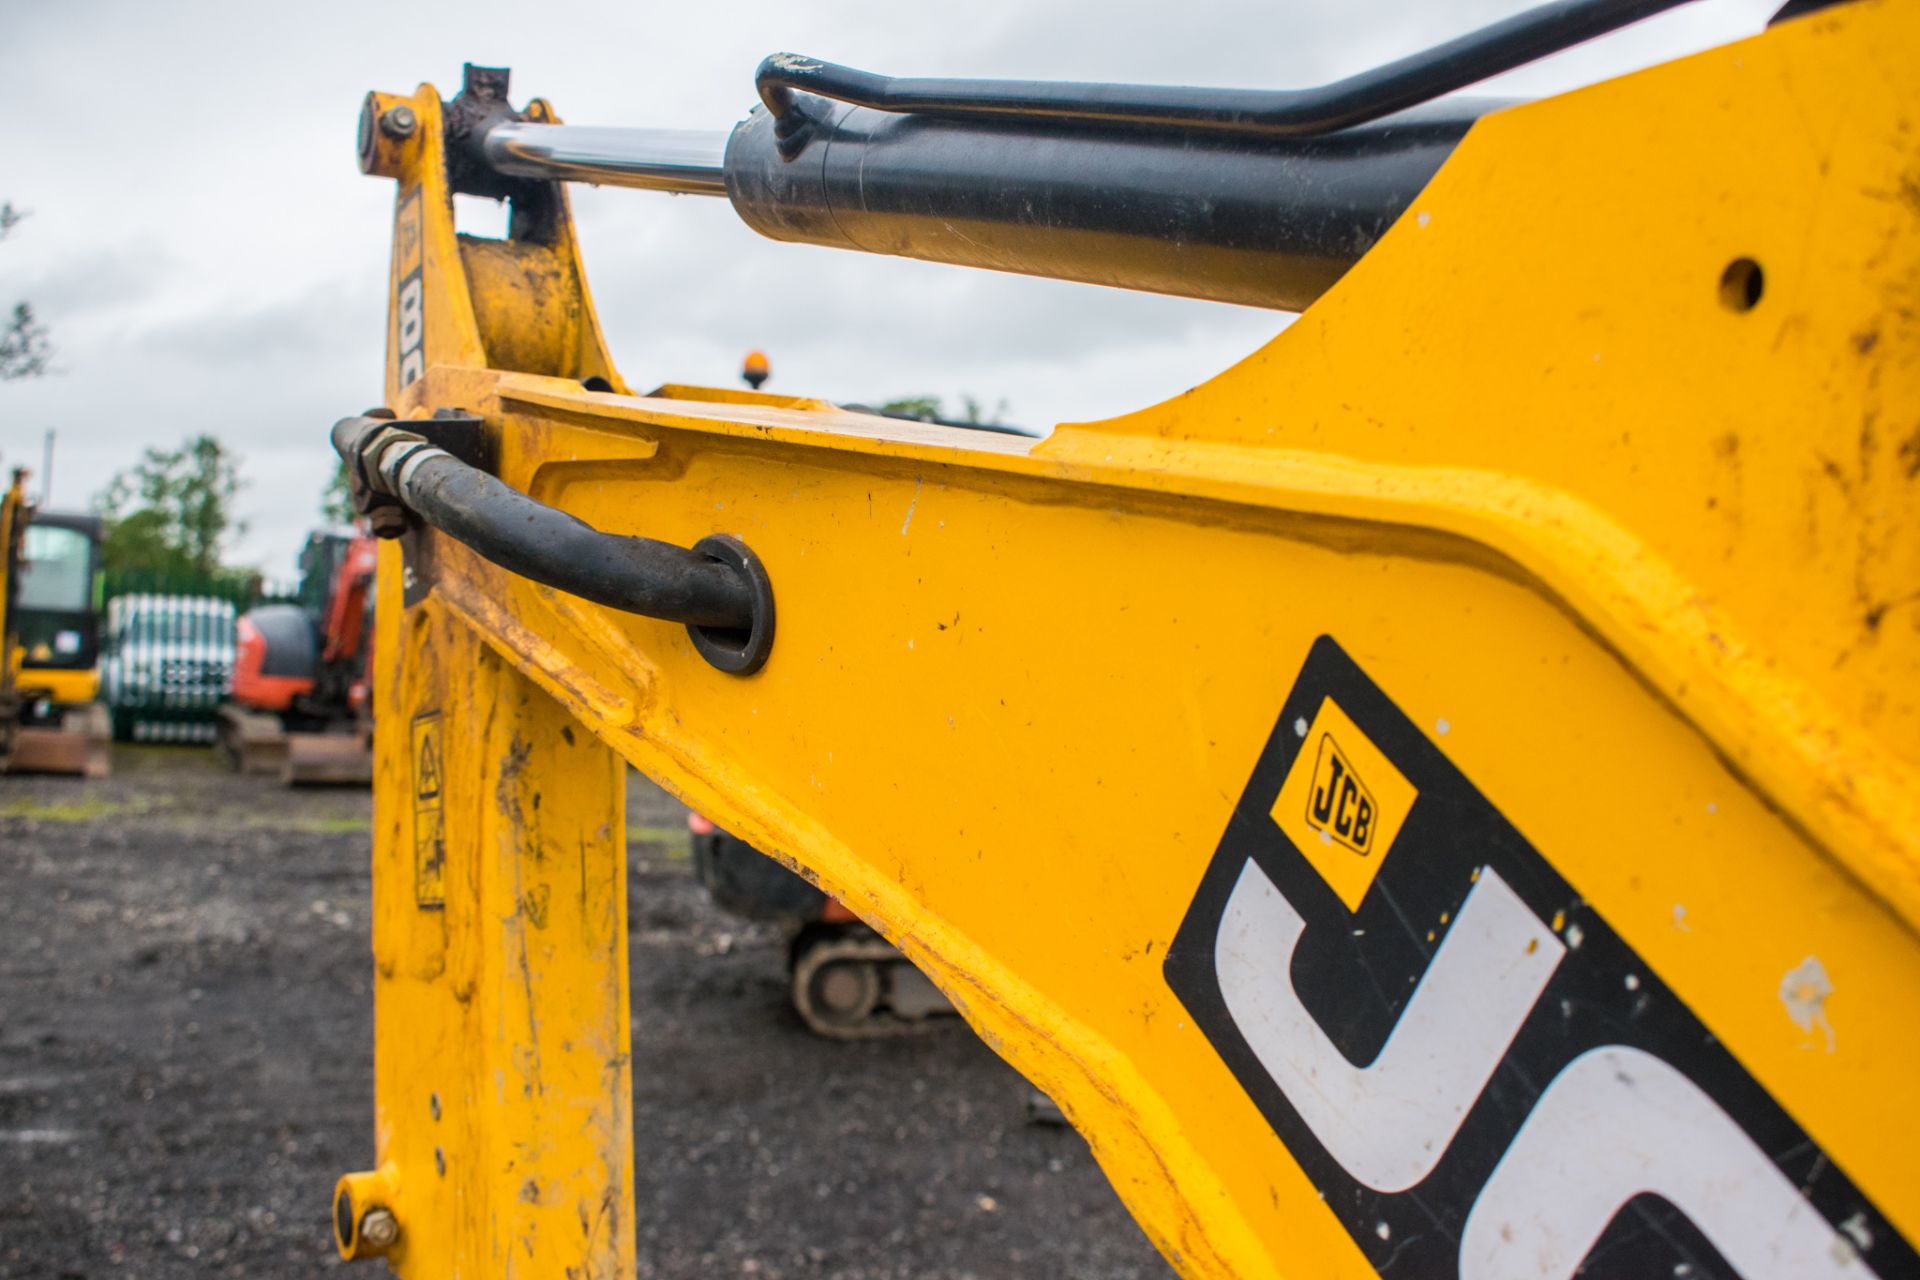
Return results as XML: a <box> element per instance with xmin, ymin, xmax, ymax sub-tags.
<box><xmin>329</xmin><ymin>417</ymin><xmax>776</xmax><ymax>674</ymax></box>
<box><xmin>755</xmin><ymin>0</ymin><xmax>1700</xmax><ymax>139</ymax></box>
<box><xmin>397</xmin><ymin>452</ymin><xmax>753</xmax><ymax>627</ymax></box>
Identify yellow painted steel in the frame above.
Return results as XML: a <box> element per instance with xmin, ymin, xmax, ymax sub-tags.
<box><xmin>342</xmin><ymin>4</ymin><xmax>1920</xmax><ymax>1277</ymax></box>
<box><xmin>0</xmin><ymin>467</ymin><xmax>24</xmax><ymax>704</ymax></box>
<box><xmin>20</xmin><ymin>667</ymin><xmax>99</xmax><ymax>705</ymax></box>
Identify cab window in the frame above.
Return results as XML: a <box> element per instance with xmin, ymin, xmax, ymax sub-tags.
<box><xmin>17</xmin><ymin>525</ymin><xmax>92</xmax><ymax>612</ymax></box>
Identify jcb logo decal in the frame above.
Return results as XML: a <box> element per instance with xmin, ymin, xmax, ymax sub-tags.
<box><xmin>1271</xmin><ymin>696</ymin><xmax>1413</xmax><ymax>912</ymax></box>
<box><xmin>1166</xmin><ymin>638</ymin><xmax>1914</xmax><ymax>1280</ymax></box>
<box><xmin>1308</xmin><ymin>736</ymin><xmax>1372</xmax><ymax>852</ymax></box>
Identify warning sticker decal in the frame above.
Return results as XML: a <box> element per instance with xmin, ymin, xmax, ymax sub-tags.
<box><xmin>411</xmin><ymin>711</ymin><xmax>445</xmax><ymax>909</ymax></box>
<box><xmin>1164</xmin><ymin>636</ymin><xmax>1914</xmax><ymax>1280</ymax></box>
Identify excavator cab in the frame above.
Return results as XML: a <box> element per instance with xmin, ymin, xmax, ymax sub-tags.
<box><xmin>1</xmin><ymin>470</ymin><xmax>110</xmax><ymax>776</ymax></box>
<box><xmin>12</xmin><ymin>513</ymin><xmax>104</xmax><ymax>698</ymax></box>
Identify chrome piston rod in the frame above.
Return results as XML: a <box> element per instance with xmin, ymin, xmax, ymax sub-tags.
<box><xmin>481</xmin><ymin>123</ymin><xmax>729</xmax><ymax>194</ymax></box>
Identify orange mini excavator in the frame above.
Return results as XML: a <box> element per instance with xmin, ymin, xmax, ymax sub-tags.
<box><xmin>220</xmin><ymin>529</ymin><xmax>376</xmax><ymax>784</ymax></box>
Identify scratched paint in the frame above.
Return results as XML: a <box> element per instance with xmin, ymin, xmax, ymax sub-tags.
<box><xmin>1780</xmin><ymin>955</ymin><xmax>1837</xmax><ymax>1052</ymax></box>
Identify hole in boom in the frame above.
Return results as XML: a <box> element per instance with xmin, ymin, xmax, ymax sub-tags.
<box><xmin>1718</xmin><ymin>258</ymin><xmax>1763</xmax><ymax>313</ymax></box>
<box><xmin>454</xmin><ymin>193</ymin><xmax>510</xmax><ymax>241</ymax></box>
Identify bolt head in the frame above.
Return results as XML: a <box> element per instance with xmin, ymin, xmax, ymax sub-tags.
<box><xmin>380</xmin><ymin>105</ymin><xmax>418</xmax><ymax>140</ymax></box>
<box><xmin>359</xmin><ymin>1207</ymin><xmax>400</xmax><ymax>1249</ymax></box>
<box><xmin>368</xmin><ymin>505</ymin><xmax>410</xmax><ymax>539</ymax></box>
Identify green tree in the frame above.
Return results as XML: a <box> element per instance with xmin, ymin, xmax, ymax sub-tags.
<box><xmin>0</xmin><ymin>203</ymin><xmax>51</xmax><ymax>381</ymax></box>
<box><xmin>95</xmin><ymin>435</ymin><xmax>246</xmax><ymax>579</ymax></box>
<box><xmin>957</xmin><ymin>394</ymin><xmax>1010</xmax><ymax>426</ymax></box>
<box><xmin>322</xmin><ymin>458</ymin><xmax>356</xmax><ymax>524</ymax></box>
<box><xmin>879</xmin><ymin>395</ymin><xmax>944</xmax><ymax>421</ymax></box>
<box><xmin>879</xmin><ymin>395</ymin><xmax>1012</xmax><ymax>426</ymax></box>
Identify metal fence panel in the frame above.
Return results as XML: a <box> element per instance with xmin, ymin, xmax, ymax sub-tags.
<box><xmin>102</xmin><ymin>593</ymin><xmax>237</xmax><ymax>742</ymax></box>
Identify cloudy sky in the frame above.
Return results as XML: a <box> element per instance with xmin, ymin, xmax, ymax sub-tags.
<box><xmin>1</xmin><ymin>0</ymin><xmax>1780</xmax><ymax>571</ymax></box>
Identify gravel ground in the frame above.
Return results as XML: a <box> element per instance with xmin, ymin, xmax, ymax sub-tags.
<box><xmin>0</xmin><ymin>747</ymin><xmax>1170</xmax><ymax>1279</ymax></box>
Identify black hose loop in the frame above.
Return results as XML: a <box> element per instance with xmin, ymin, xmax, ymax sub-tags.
<box><xmin>753</xmin><ymin>0</ymin><xmax>1698</xmax><ymax>140</ymax></box>
<box><xmin>329</xmin><ymin>415</ymin><xmax>775</xmax><ymax>675</ymax></box>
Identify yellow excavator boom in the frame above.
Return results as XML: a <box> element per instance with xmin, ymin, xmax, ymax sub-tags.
<box><xmin>331</xmin><ymin>3</ymin><xmax>1919</xmax><ymax>1277</ymax></box>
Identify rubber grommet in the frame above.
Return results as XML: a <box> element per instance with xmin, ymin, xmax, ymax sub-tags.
<box><xmin>689</xmin><ymin>534</ymin><xmax>775</xmax><ymax>676</ymax></box>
